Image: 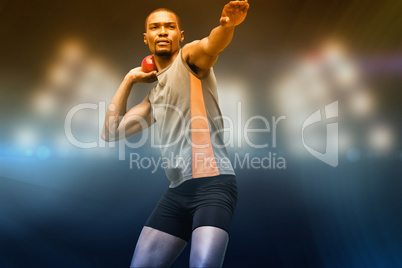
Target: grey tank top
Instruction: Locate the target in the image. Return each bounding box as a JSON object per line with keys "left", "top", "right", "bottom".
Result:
{"left": 148, "top": 49, "right": 235, "bottom": 188}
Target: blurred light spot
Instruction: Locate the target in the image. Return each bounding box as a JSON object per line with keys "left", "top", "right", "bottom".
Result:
{"left": 25, "top": 149, "right": 33, "bottom": 157}
{"left": 297, "top": 61, "right": 329, "bottom": 100}
{"left": 334, "top": 60, "right": 358, "bottom": 88}
{"left": 76, "top": 59, "right": 120, "bottom": 102}
{"left": 323, "top": 42, "right": 345, "bottom": 64}
{"left": 36, "top": 146, "right": 51, "bottom": 160}
{"left": 47, "top": 39, "right": 86, "bottom": 89}
{"left": 15, "top": 128, "right": 37, "bottom": 148}
{"left": 59, "top": 39, "right": 85, "bottom": 64}
{"left": 349, "top": 90, "right": 374, "bottom": 116}
{"left": 346, "top": 148, "right": 361, "bottom": 162}
{"left": 323, "top": 42, "right": 358, "bottom": 88}
{"left": 48, "top": 66, "right": 71, "bottom": 89}
{"left": 274, "top": 76, "right": 310, "bottom": 113}
{"left": 368, "top": 125, "right": 394, "bottom": 151}
{"left": 217, "top": 78, "right": 249, "bottom": 150}
{"left": 33, "top": 91, "right": 57, "bottom": 115}
{"left": 298, "top": 61, "right": 320, "bottom": 80}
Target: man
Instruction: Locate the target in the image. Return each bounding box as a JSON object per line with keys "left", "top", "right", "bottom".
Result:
{"left": 102, "top": 1, "right": 249, "bottom": 267}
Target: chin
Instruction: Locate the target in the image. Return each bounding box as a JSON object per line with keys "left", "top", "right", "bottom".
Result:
{"left": 155, "top": 48, "right": 172, "bottom": 57}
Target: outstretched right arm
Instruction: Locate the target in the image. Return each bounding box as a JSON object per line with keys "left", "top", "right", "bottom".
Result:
{"left": 101, "top": 67, "right": 157, "bottom": 142}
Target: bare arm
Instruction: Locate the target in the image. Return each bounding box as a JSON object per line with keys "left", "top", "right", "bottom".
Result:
{"left": 182, "top": 0, "right": 249, "bottom": 73}
{"left": 101, "top": 67, "right": 157, "bottom": 142}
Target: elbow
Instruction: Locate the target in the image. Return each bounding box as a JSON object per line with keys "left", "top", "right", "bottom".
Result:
{"left": 101, "top": 127, "right": 109, "bottom": 142}
{"left": 101, "top": 129, "right": 115, "bottom": 142}
{"left": 101, "top": 133, "right": 118, "bottom": 142}
{"left": 101, "top": 133, "right": 109, "bottom": 142}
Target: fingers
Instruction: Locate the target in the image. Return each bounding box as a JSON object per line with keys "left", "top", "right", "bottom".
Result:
{"left": 144, "top": 71, "right": 158, "bottom": 83}
{"left": 227, "top": 0, "right": 249, "bottom": 8}
{"left": 241, "top": 2, "right": 249, "bottom": 12}
{"left": 127, "top": 67, "right": 157, "bottom": 83}
{"left": 136, "top": 70, "right": 157, "bottom": 83}
{"left": 221, "top": 0, "right": 249, "bottom": 27}
{"left": 225, "top": 1, "right": 249, "bottom": 13}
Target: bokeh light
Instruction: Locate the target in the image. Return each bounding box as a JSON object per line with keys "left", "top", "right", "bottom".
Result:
{"left": 348, "top": 90, "right": 374, "bottom": 117}
{"left": 35, "top": 146, "right": 51, "bottom": 160}
{"left": 14, "top": 127, "right": 37, "bottom": 148}
{"left": 33, "top": 90, "right": 58, "bottom": 115}
{"left": 368, "top": 125, "right": 394, "bottom": 152}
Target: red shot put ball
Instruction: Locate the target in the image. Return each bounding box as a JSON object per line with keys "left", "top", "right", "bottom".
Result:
{"left": 141, "top": 55, "right": 157, "bottom": 73}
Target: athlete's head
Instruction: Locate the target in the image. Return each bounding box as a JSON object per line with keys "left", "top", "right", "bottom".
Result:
{"left": 144, "top": 8, "right": 184, "bottom": 57}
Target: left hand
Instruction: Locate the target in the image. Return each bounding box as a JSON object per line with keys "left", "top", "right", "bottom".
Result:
{"left": 219, "top": 0, "right": 250, "bottom": 28}
{"left": 126, "top": 67, "right": 158, "bottom": 84}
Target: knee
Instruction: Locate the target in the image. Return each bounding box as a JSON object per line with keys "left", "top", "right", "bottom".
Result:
{"left": 189, "top": 254, "right": 224, "bottom": 268}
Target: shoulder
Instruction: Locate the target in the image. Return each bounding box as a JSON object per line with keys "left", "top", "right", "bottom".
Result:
{"left": 181, "top": 40, "right": 212, "bottom": 77}
{"left": 181, "top": 40, "right": 201, "bottom": 63}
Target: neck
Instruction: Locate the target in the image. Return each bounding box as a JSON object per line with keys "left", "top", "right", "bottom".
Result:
{"left": 154, "top": 49, "right": 180, "bottom": 71}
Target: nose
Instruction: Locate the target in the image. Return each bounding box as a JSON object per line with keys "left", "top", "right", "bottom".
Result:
{"left": 158, "top": 26, "right": 167, "bottom": 36}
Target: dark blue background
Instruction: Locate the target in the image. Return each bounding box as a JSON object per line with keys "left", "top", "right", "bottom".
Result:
{"left": 1, "top": 154, "right": 401, "bottom": 267}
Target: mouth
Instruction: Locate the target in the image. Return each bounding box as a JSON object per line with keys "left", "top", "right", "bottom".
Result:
{"left": 156, "top": 39, "right": 170, "bottom": 45}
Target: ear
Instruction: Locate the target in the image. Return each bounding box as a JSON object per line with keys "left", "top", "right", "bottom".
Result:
{"left": 180, "top": 30, "right": 184, "bottom": 43}
{"left": 143, "top": 33, "right": 148, "bottom": 45}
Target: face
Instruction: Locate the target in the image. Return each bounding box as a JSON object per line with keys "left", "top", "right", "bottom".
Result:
{"left": 144, "top": 11, "right": 184, "bottom": 57}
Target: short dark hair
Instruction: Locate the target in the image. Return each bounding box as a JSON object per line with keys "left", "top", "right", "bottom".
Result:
{"left": 145, "top": 8, "right": 182, "bottom": 31}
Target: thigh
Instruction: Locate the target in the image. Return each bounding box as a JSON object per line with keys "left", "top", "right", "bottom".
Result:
{"left": 131, "top": 226, "right": 187, "bottom": 268}
{"left": 145, "top": 189, "right": 193, "bottom": 242}
{"left": 188, "top": 176, "right": 238, "bottom": 267}
{"left": 190, "top": 226, "right": 229, "bottom": 268}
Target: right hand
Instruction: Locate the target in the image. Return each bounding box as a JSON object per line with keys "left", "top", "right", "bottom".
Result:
{"left": 220, "top": 0, "right": 249, "bottom": 28}
{"left": 126, "top": 67, "right": 158, "bottom": 84}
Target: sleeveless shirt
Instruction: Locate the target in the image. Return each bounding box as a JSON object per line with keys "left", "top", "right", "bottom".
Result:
{"left": 148, "top": 49, "right": 235, "bottom": 188}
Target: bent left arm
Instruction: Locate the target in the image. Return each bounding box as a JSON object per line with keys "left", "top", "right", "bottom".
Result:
{"left": 182, "top": 0, "right": 249, "bottom": 72}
